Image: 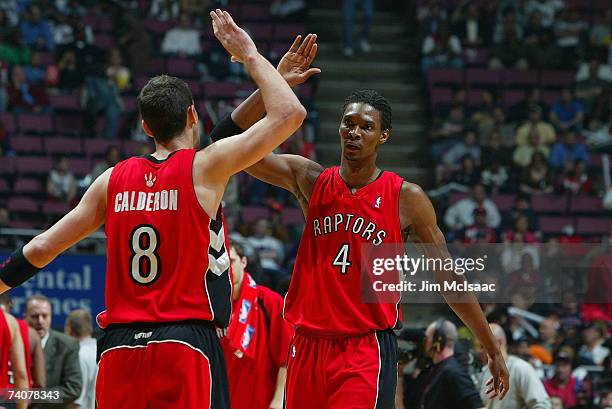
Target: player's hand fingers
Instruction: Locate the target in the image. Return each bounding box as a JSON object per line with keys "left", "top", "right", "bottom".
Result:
{"left": 299, "top": 68, "right": 321, "bottom": 82}
{"left": 223, "top": 11, "right": 237, "bottom": 28}
{"left": 306, "top": 42, "right": 318, "bottom": 65}
{"left": 297, "top": 33, "right": 312, "bottom": 55}
{"left": 303, "top": 34, "right": 317, "bottom": 57}
{"left": 486, "top": 377, "right": 494, "bottom": 386}
{"left": 288, "top": 35, "right": 302, "bottom": 54}
{"left": 498, "top": 377, "right": 509, "bottom": 400}
{"left": 214, "top": 9, "right": 227, "bottom": 25}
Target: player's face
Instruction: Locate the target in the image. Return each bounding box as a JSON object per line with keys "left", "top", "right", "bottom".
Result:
{"left": 230, "top": 247, "right": 246, "bottom": 286}
{"left": 25, "top": 300, "right": 52, "bottom": 338}
{"left": 339, "top": 102, "right": 389, "bottom": 162}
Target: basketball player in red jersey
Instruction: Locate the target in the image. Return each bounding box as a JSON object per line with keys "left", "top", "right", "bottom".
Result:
{"left": 0, "top": 292, "right": 46, "bottom": 389}
{"left": 208, "top": 39, "right": 510, "bottom": 409}
{"left": 0, "top": 308, "right": 28, "bottom": 409}
{"left": 0, "top": 10, "right": 306, "bottom": 409}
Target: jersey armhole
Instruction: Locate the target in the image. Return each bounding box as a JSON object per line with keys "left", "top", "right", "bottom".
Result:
{"left": 188, "top": 149, "right": 216, "bottom": 221}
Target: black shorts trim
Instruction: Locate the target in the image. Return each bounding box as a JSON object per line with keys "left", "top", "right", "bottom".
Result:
{"left": 375, "top": 329, "right": 398, "bottom": 409}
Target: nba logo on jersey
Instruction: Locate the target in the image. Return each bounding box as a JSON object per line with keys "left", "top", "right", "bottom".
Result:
{"left": 241, "top": 325, "right": 255, "bottom": 350}
{"left": 144, "top": 172, "right": 156, "bottom": 188}
{"left": 238, "top": 300, "right": 251, "bottom": 324}
{"left": 375, "top": 196, "right": 381, "bottom": 208}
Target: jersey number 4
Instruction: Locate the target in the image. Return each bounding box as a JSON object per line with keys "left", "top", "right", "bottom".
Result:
{"left": 129, "top": 225, "right": 160, "bottom": 285}
{"left": 332, "top": 243, "right": 352, "bottom": 274}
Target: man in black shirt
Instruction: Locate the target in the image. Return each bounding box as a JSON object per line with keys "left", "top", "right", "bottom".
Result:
{"left": 405, "top": 319, "right": 485, "bottom": 409}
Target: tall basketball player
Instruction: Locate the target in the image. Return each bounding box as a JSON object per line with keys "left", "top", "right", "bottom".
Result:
{"left": 208, "top": 38, "right": 510, "bottom": 409}
{"left": 0, "top": 307, "right": 28, "bottom": 409}
{"left": 0, "top": 10, "right": 306, "bottom": 409}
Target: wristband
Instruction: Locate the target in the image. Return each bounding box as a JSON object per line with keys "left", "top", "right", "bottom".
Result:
{"left": 0, "top": 247, "right": 40, "bottom": 288}
{"left": 209, "top": 114, "right": 245, "bottom": 142}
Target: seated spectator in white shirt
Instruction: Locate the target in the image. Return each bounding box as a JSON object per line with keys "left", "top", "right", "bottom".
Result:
{"left": 444, "top": 183, "right": 501, "bottom": 232}
{"left": 161, "top": 13, "right": 201, "bottom": 57}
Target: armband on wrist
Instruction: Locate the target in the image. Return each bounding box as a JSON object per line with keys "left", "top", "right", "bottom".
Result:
{"left": 0, "top": 247, "right": 40, "bottom": 288}
{"left": 209, "top": 114, "right": 245, "bottom": 142}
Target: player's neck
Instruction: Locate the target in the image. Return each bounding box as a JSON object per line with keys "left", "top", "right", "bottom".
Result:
{"left": 233, "top": 281, "right": 243, "bottom": 302}
{"left": 339, "top": 159, "right": 380, "bottom": 190}
{"left": 151, "top": 134, "right": 193, "bottom": 159}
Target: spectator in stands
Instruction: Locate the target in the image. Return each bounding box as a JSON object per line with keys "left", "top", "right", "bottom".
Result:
{"left": 91, "top": 146, "right": 120, "bottom": 182}
{"left": 57, "top": 49, "right": 83, "bottom": 90}
{"left": 511, "top": 88, "right": 549, "bottom": 122}
{"left": 161, "top": 13, "right": 201, "bottom": 57}
{"left": 245, "top": 218, "right": 285, "bottom": 280}
{"left": 444, "top": 183, "right": 501, "bottom": 231}
{"left": 0, "top": 29, "right": 32, "bottom": 65}
{"left": 549, "top": 130, "right": 589, "bottom": 170}
{"left": 504, "top": 213, "right": 539, "bottom": 244}
{"left": 490, "top": 9, "right": 528, "bottom": 69}
{"left": 516, "top": 104, "right": 556, "bottom": 147}
{"left": 545, "top": 352, "right": 578, "bottom": 409}
{"left": 550, "top": 88, "right": 584, "bottom": 131}
{"left": 576, "top": 60, "right": 611, "bottom": 128}
{"left": 450, "top": 155, "right": 480, "bottom": 188}
{"left": 451, "top": 2, "right": 491, "bottom": 50}
{"left": 51, "top": 13, "right": 74, "bottom": 48}
{"left": 600, "top": 389, "right": 612, "bottom": 409}
{"left": 24, "top": 51, "right": 47, "bottom": 85}
{"left": 65, "top": 309, "right": 96, "bottom": 409}
{"left": 417, "top": 0, "right": 448, "bottom": 39}
{"left": 537, "top": 318, "right": 559, "bottom": 354}
{"left": 513, "top": 127, "right": 551, "bottom": 168}
{"left": 149, "top": 0, "right": 180, "bottom": 21}
{"left": 523, "top": 9, "right": 546, "bottom": 46}
{"left": 481, "top": 129, "right": 512, "bottom": 167}
{"left": 471, "top": 89, "right": 500, "bottom": 130}
{"left": 503, "top": 195, "right": 538, "bottom": 232}
{"left": 20, "top": 4, "right": 54, "bottom": 51}
{"left": 8, "top": 64, "right": 49, "bottom": 112}
{"left": 520, "top": 151, "right": 554, "bottom": 194}
{"left": 47, "top": 156, "right": 77, "bottom": 204}
{"left": 270, "top": 0, "right": 307, "bottom": 22}
{"left": 342, "top": 0, "right": 374, "bottom": 56}
{"left": 116, "top": 13, "right": 153, "bottom": 78}
{"left": 0, "top": 206, "right": 9, "bottom": 227}
{"left": 554, "top": 9, "right": 587, "bottom": 69}
{"left": 578, "top": 322, "right": 610, "bottom": 366}
{"left": 431, "top": 104, "right": 468, "bottom": 160}
{"left": 438, "top": 130, "right": 480, "bottom": 183}
{"left": 561, "top": 159, "right": 593, "bottom": 195}
{"left": 181, "top": 0, "right": 210, "bottom": 19}
{"left": 106, "top": 48, "right": 131, "bottom": 91}
{"left": 0, "top": 8, "right": 12, "bottom": 39}
{"left": 524, "top": 0, "right": 564, "bottom": 28}
{"left": 528, "top": 27, "right": 563, "bottom": 70}
{"left": 421, "top": 21, "right": 463, "bottom": 73}
{"left": 481, "top": 159, "right": 509, "bottom": 193}
{"left": 590, "top": 9, "right": 612, "bottom": 52}
{"left": 463, "top": 207, "right": 496, "bottom": 243}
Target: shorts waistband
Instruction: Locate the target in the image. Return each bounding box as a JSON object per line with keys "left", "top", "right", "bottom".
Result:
{"left": 103, "top": 319, "right": 215, "bottom": 332}
{"left": 296, "top": 326, "right": 394, "bottom": 339}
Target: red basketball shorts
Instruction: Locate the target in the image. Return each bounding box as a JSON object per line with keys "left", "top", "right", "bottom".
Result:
{"left": 285, "top": 328, "right": 397, "bottom": 409}
{"left": 96, "top": 320, "right": 229, "bottom": 409}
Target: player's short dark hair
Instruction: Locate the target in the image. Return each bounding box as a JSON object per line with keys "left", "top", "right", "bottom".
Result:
{"left": 231, "top": 242, "right": 247, "bottom": 259}
{"left": 0, "top": 291, "right": 11, "bottom": 306}
{"left": 65, "top": 309, "right": 93, "bottom": 337}
{"left": 137, "top": 75, "right": 193, "bottom": 144}
{"left": 342, "top": 89, "right": 392, "bottom": 131}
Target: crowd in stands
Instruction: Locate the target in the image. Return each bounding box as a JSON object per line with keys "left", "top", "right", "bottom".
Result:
{"left": 417, "top": 1, "right": 611, "bottom": 408}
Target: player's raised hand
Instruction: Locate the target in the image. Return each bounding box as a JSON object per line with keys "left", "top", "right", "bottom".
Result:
{"left": 277, "top": 34, "right": 321, "bottom": 87}
{"left": 210, "top": 9, "right": 257, "bottom": 64}
{"left": 485, "top": 352, "right": 510, "bottom": 400}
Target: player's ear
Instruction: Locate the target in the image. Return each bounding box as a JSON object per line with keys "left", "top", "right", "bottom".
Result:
{"left": 142, "top": 120, "right": 155, "bottom": 139}
{"left": 379, "top": 130, "right": 390, "bottom": 145}
{"left": 188, "top": 104, "right": 198, "bottom": 128}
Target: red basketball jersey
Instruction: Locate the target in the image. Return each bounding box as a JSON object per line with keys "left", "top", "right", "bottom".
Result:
{"left": 97, "top": 149, "right": 233, "bottom": 329}
{"left": 16, "top": 319, "right": 32, "bottom": 388}
{"left": 284, "top": 167, "right": 403, "bottom": 335}
{"left": 0, "top": 311, "right": 10, "bottom": 388}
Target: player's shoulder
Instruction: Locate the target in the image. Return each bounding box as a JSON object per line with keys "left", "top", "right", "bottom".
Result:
{"left": 399, "top": 180, "right": 428, "bottom": 202}
{"left": 256, "top": 285, "right": 284, "bottom": 308}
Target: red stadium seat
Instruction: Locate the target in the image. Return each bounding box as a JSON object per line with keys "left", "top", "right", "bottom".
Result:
{"left": 539, "top": 216, "right": 573, "bottom": 234}
{"left": 467, "top": 89, "right": 485, "bottom": 106}
{"left": 241, "top": 4, "right": 269, "bottom": 21}
{"left": 69, "top": 158, "right": 92, "bottom": 176}
{"left": 7, "top": 220, "right": 37, "bottom": 229}
{"left": 203, "top": 82, "right": 238, "bottom": 99}
{"left": 0, "top": 178, "right": 10, "bottom": 195}
{"left": 144, "top": 19, "right": 172, "bottom": 35}
{"left": 13, "top": 178, "right": 43, "bottom": 195}
{"left": 49, "top": 93, "right": 81, "bottom": 111}
{"left": 532, "top": 194, "right": 568, "bottom": 214}
{"left": 42, "top": 201, "right": 72, "bottom": 216}
{"left": 55, "top": 114, "right": 83, "bottom": 136}
{"left": 244, "top": 23, "right": 273, "bottom": 41}
{"left": 147, "top": 58, "right": 166, "bottom": 76}
{"left": 466, "top": 68, "right": 501, "bottom": 88}
{"left": 502, "top": 69, "right": 538, "bottom": 88}
{"left": 0, "top": 113, "right": 16, "bottom": 133}
{"left": 0, "top": 157, "right": 15, "bottom": 176}
{"left": 167, "top": 59, "right": 197, "bottom": 77}
{"left": 241, "top": 206, "right": 270, "bottom": 223}
{"left": 274, "top": 24, "right": 306, "bottom": 41}
{"left": 7, "top": 197, "right": 39, "bottom": 213}
{"left": 17, "top": 113, "right": 54, "bottom": 133}
{"left": 98, "top": 15, "right": 113, "bottom": 32}
{"left": 282, "top": 208, "right": 304, "bottom": 226}
{"left": 570, "top": 196, "right": 604, "bottom": 214}
{"left": 45, "top": 137, "right": 83, "bottom": 155}
{"left": 84, "top": 140, "right": 119, "bottom": 157}
{"left": 576, "top": 217, "right": 611, "bottom": 235}
{"left": 430, "top": 87, "right": 454, "bottom": 109}
{"left": 491, "top": 194, "right": 516, "bottom": 212}
{"left": 16, "top": 156, "right": 53, "bottom": 175}
{"left": 96, "top": 33, "right": 115, "bottom": 49}
{"left": 540, "top": 70, "right": 575, "bottom": 89}
{"left": 184, "top": 80, "right": 202, "bottom": 97}
{"left": 11, "top": 136, "right": 44, "bottom": 155}
{"left": 427, "top": 68, "right": 463, "bottom": 87}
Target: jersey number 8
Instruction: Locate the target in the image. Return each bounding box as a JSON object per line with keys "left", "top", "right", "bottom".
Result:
{"left": 129, "top": 225, "right": 161, "bottom": 285}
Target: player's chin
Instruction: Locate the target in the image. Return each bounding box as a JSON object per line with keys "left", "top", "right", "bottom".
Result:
{"left": 342, "top": 149, "right": 361, "bottom": 161}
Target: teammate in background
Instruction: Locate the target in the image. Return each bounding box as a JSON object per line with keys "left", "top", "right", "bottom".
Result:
{"left": 218, "top": 243, "right": 293, "bottom": 409}
{"left": 0, "top": 306, "right": 28, "bottom": 409}
{"left": 0, "top": 9, "right": 305, "bottom": 409}
{"left": 209, "top": 37, "right": 509, "bottom": 408}
{"left": 0, "top": 292, "right": 46, "bottom": 389}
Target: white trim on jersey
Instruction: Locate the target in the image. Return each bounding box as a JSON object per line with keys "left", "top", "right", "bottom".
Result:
{"left": 373, "top": 332, "right": 382, "bottom": 409}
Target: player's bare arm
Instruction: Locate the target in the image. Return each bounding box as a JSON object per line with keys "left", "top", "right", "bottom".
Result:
{"left": 399, "top": 181, "right": 510, "bottom": 400}
{"left": 193, "top": 10, "right": 306, "bottom": 218}
{"left": 0, "top": 168, "right": 111, "bottom": 293}
{"left": 29, "top": 326, "right": 46, "bottom": 388}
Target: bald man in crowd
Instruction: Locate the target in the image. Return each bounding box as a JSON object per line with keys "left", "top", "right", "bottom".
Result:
{"left": 477, "top": 323, "right": 551, "bottom": 409}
